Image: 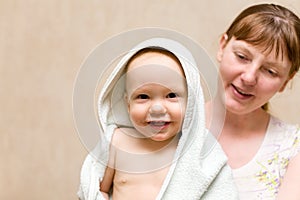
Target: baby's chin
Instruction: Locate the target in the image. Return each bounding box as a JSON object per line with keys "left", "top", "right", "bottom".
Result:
{"left": 148, "top": 133, "right": 175, "bottom": 142}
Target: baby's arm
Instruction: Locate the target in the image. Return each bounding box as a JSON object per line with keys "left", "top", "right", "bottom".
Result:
{"left": 100, "top": 166, "right": 115, "bottom": 200}
{"left": 100, "top": 129, "right": 119, "bottom": 200}
{"left": 276, "top": 153, "right": 300, "bottom": 200}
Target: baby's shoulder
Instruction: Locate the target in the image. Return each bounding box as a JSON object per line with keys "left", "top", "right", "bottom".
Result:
{"left": 111, "top": 127, "right": 138, "bottom": 147}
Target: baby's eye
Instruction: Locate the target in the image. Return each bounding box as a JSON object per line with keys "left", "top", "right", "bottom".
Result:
{"left": 167, "top": 92, "right": 178, "bottom": 98}
{"left": 136, "top": 94, "right": 149, "bottom": 99}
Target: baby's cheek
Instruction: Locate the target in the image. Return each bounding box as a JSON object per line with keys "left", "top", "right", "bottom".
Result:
{"left": 129, "top": 105, "right": 147, "bottom": 122}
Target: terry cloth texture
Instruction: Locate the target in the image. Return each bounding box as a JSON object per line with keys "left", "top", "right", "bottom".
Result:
{"left": 78, "top": 38, "right": 239, "bottom": 200}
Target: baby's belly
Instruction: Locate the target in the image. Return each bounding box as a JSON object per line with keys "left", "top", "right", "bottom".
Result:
{"left": 112, "top": 168, "right": 169, "bottom": 200}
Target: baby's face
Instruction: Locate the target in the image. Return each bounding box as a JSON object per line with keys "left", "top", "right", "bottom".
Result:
{"left": 126, "top": 51, "right": 187, "bottom": 142}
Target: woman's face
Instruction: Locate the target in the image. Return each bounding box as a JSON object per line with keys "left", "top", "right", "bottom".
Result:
{"left": 217, "top": 35, "right": 292, "bottom": 115}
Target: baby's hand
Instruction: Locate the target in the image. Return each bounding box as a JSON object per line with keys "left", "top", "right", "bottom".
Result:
{"left": 100, "top": 191, "right": 109, "bottom": 200}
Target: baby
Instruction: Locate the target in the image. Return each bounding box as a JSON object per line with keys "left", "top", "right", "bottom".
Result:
{"left": 100, "top": 47, "right": 187, "bottom": 199}
{"left": 78, "top": 37, "right": 238, "bottom": 200}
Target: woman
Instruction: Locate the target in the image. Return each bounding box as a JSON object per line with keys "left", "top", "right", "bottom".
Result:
{"left": 209, "top": 3, "right": 300, "bottom": 200}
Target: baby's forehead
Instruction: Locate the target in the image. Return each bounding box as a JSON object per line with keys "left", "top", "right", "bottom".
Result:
{"left": 125, "top": 64, "right": 185, "bottom": 81}
{"left": 125, "top": 64, "right": 187, "bottom": 96}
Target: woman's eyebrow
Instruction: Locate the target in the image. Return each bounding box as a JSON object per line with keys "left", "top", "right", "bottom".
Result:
{"left": 264, "top": 61, "right": 281, "bottom": 67}
{"left": 263, "top": 61, "right": 287, "bottom": 73}
{"left": 232, "top": 43, "right": 252, "bottom": 55}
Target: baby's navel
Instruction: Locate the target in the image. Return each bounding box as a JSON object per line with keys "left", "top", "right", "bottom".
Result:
{"left": 121, "top": 178, "right": 127, "bottom": 184}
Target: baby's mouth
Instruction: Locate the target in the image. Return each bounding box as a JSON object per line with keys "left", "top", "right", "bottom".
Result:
{"left": 148, "top": 121, "right": 170, "bottom": 130}
{"left": 149, "top": 121, "right": 169, "bottom": 126}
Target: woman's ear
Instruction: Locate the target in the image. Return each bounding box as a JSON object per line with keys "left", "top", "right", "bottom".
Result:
{"left": 217, "top": 33, "right": 228, "bottom": 62}
{"left": 279, "top": 72, "right": 296, "bottom": 92}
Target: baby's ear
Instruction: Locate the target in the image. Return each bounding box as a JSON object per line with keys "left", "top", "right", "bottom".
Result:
{"left": 124, "top": 93, "right": 130, "bottom": 111}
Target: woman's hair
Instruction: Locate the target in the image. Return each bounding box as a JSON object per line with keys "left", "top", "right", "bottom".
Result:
{"left": 226, "top": 4, "right": 300, "bottom": 76}
{"left": 225, "top": 4, "right": 300, "bottom": 110}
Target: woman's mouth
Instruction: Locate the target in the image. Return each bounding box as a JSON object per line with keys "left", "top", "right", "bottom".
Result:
{"left": 231, "top": 84, "right": 254, "bottom": 99}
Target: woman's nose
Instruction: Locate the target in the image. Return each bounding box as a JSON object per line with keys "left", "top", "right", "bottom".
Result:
{"left": 240, "top": 67, "right": 258, "bottom": 86}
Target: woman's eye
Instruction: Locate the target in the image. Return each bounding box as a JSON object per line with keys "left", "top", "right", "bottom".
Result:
{"left": 238, "top": 54, "right": 246, "bottom": 60}
{"left": 136, "top": 94, "right": 149, "bottom": 99}
{"left": 167, "top": 92, "right": 178, "bottom": 98}
{"left": 265, "top": 68, "right": 278, "bottom": 77}
{"left": 236, "top": 53, "right": 249, "bottom": 62}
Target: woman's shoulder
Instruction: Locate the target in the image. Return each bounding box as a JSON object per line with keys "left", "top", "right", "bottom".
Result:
{"left": 268, "top": 115, "right": 300, "bottom": 155}
{"left": 269, "top": 115, "right": 300, "bottom": 136}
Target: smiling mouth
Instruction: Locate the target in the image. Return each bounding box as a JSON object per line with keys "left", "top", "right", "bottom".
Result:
{"left": 232, "top": 84, "right": 253, "bottom": 97}
{"left": 148, "top": 121, "right": 170, "bottom": 129}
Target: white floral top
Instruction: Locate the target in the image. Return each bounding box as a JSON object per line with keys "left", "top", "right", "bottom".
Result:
{"left": 232, "top": 116, "right": 300, "bottom": 200}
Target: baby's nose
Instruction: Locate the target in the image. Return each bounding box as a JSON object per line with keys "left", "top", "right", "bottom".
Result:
{"left": 149, "top": 104, "right": 167, "bottom": 114}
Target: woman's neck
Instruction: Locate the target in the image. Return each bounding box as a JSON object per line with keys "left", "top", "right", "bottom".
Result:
{"left": 224, "top": 108, "right": 270, "bottom": 132}
{"left": 210, "top": 103, "right": 271, "bottom": 169}
{"left": 205, "top": 99, "right": 270, "bottom": 137}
